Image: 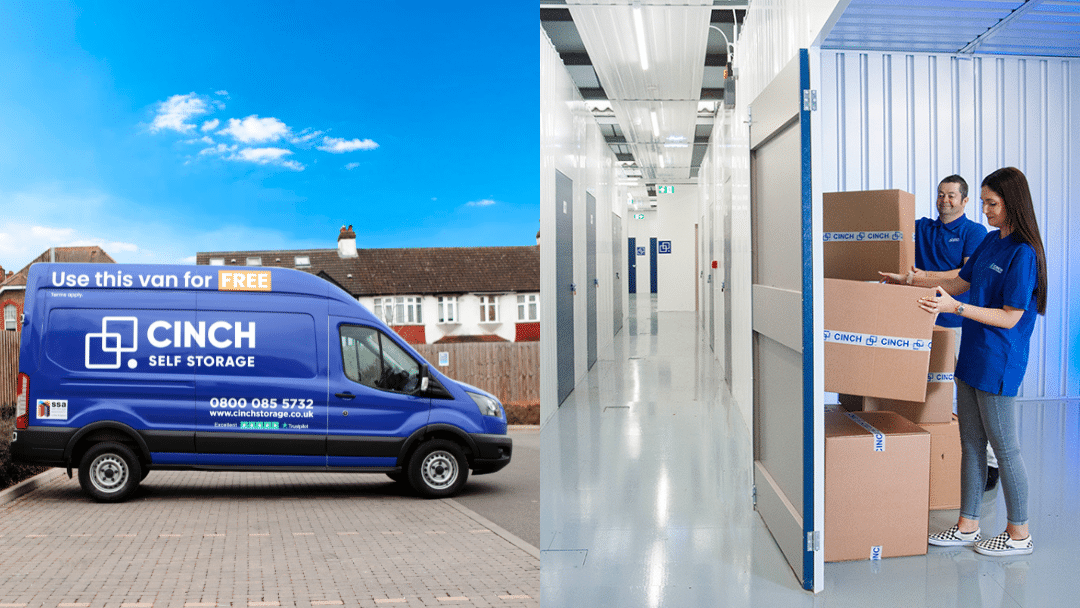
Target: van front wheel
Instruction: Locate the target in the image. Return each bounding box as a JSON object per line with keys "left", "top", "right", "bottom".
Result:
{"left": 408, "top": 440, "right": 468, "bottom": 498}
{"left": 78, "top": 442, "right": 142, "bottom": 503}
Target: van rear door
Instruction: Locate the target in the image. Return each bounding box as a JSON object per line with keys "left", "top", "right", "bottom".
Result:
{"left": 327, "top": 318, "right": 430, "bottom": 468}
{"left": 194, "top": 292, "right": 328, "bottom": 467}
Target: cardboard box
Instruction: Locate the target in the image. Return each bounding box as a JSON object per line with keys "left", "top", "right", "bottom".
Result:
{"left": 862, "top": 328, "right": 956, "bottom": 424}
{"left": 825, "top": 411, "right": 931, "bottom": 562}
{"left": 824, "top": 189, "right": 916, "bottom": 282}
{"left": 824, "top": 279, "right": 937, "bottom": 402}
{"left": 837, "top": 393, "right": 863, "bottom": 412}
{"left": 920, "top": 415, "right": 961, "bottom": 510}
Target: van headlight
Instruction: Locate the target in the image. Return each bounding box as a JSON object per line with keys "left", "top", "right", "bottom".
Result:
{"left": 467, "top": 392, "right": 502, "bottom": 417}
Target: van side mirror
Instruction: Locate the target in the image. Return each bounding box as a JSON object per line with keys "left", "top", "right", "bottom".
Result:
{"left": 419, "top": 364, "right": 430, "bottom": 393}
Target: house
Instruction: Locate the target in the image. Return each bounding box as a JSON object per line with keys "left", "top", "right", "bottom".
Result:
{"left": 0, "top": 246, "right": 117, "bottom": 332}
{"left": 196, "top": 227, "right": 540, "bottom": 345}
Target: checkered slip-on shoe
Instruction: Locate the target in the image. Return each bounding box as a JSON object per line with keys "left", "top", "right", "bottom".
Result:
{"left": 974, "top": 532, "right": 1033, "bottom": 556}
{"left": 928, "top": 525, "right": 981, "bottom": 547}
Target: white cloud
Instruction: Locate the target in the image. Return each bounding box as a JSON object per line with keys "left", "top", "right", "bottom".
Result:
{"left": 201, "top": 119, "right": 220, "bottom": 132}
{"left": 180, "top": 135, "right": 216, "bottom": 145}
{"left": 199, "top": 143, "right": 237, "bottom": 157}
{"left": 289, "top": 129, "right": 324, "bottom": 146}
{"left": 150, "top": 93, "right": 210, "bottom": 134}
{"left": 466, "top": 199, "right": 498, "bottom": 207}
{"left": 317, "top": 137, "right": 379, "bottom": 153}
{"left": 0, "top": 222, "right": 139, "bottom": 268}
{"left": 218, "top": 115, "right": 290, "bottom": 144}
{"left": 199, "top": 144, "right": 303, "bottom": 171}
{"left": 236, "top": 147, "right": 293, "bottom": 163}
{"left": 66, "top": 239, "right": 140, "bottom": 253}
{"left": 345, "top": 162, "right": 360, "bottom": 170}
{"left": 215, "top": 90, "right": 229, "bottom": 97}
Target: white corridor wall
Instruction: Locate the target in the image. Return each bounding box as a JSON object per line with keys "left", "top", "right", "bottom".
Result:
{"left": 541, "top": 27, "right": 625, "bottom": 426}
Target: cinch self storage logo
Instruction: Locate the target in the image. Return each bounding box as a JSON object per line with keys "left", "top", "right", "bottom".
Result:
{"left": 85, "top": 316, "right": 139, "bottom": 369}
{"left": 83, "top": 316, "right": 257, "bottom": 370}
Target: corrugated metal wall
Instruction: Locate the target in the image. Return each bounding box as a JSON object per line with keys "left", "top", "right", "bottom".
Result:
{"left": 819, "top": 50, "right": 1080, "bottom": 399}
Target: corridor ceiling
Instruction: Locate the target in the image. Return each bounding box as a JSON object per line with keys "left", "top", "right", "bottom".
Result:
{"left": 543, "top": 0, "right": 1080, "bottom": 202}
{"left": 541, "top": 0, "right": 746, "bottom": 197}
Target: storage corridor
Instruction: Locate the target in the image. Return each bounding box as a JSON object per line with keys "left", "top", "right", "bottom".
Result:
{"left": 540, "top": 295, "right": 1080, "bottom": 608}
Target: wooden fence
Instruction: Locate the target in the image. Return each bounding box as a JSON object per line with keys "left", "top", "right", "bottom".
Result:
{"left": 0, "top": 334, "right": 539, "bottom": 408}
{"left": 0, "top": 332, "right": 17, "bottom": 411}
{"left": 414, "top": 342, "right": 539, "bottom": 405}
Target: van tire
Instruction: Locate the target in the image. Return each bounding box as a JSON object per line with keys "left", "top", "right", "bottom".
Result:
{"left": 78, "top": 442, "right": 141, "bottom": 503}
{"left": 407, "top": 439, "right": 468, "bottom": 498}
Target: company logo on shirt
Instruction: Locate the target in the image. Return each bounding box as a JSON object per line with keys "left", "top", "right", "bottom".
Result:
{"left": 949, "top": 237, "right": 961, "bottom": 243}
{"left": 989, "top": 263, "right": 1004, "bottom": 274}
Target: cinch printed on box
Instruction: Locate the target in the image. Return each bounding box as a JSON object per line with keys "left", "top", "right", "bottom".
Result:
{"left": 846, "top": 413, "right": 885, "bottom": 452}
{"left": 824, "top": 330, "right": 932, "bottom": 352}
{"left": 823, "top": 231, "right": 905, "bottom": 243}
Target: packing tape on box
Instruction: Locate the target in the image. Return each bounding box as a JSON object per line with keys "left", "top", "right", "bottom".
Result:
{"left": 870, "top": 545, "right": 883, "bottom": 561}
{"left": 823, "top": 231, "right": 906, "bottom": 242}
{"left": 929, "top": 372, "right": 955, "bottom": 383}
{"left": 845, "top": 412, "right": 885, "bottom": 452}
{"left": 824, "top": 330, "right": 932, "bottom": 352}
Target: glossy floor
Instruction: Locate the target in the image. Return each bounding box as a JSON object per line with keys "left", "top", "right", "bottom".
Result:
{"left": 541, "top": 295, "right": 1080, "bottom": 607}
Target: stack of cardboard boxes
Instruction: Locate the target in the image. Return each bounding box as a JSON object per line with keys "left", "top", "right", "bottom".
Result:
{"left": 822, "top": 189, "right": 962, "bottom": 563}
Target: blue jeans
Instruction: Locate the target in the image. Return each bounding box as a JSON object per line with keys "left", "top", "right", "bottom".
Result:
{"left": 956, "top": 378, "right": 1028, "bottom": 526}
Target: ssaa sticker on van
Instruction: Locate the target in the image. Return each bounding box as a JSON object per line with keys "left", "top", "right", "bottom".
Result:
{"left": 218, "top": 270, "right": 272, "bottom": 292}
{"left": 37, "top": 400, "right": 68, "bottom": 421}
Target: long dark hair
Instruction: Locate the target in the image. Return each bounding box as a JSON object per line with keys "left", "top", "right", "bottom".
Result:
{"left": 982, "top": 167, "right": 1047, "bottom": 315}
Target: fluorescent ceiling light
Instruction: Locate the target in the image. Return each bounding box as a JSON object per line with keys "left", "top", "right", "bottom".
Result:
{"left": 650, "top": 111, "right": 659, "bottom": 138}
{"left": 663, "top": 143, "right": 689, "bottom": 148}
{"left": 633, "top": 7, "right": 649, "bottom": 71}
{"left": 659, "top": 155, "right": 666, "bottom": 169}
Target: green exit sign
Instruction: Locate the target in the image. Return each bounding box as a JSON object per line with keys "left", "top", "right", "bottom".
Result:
{"left": 633, "top": 213, "right": 645, "bottom": 220}
{"left": 658, "top": 185, "right": 675, "bottom": 194}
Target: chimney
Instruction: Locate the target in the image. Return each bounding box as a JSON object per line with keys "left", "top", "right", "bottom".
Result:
{"left": 337, "top": 224, "right": 358, "bottom": 258}
{"left": 535, "top": 230, "right": 540, "bottom": 246}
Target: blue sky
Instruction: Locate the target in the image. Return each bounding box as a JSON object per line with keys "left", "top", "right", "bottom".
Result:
{"left": 0, "top": 1, "right": 538, "bottom": 271}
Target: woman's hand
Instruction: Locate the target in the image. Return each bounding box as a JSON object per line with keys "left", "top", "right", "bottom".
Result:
{"left": 879, "top": 266, "right": 924, "bottom": 285}
{"left": 918, "top": 286, "right": 957, "bottom": 315}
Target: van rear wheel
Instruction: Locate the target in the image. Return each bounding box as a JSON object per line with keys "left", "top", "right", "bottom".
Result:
{"left": 78, "top": 442, "right": 141, "bottom": 503}
{"left": 407, "top": 439, "right": 468, "bottom": 498}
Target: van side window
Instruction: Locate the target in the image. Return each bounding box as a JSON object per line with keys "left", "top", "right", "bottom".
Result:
{"left": 339, "top": 325, "right": 422, "bottom": 394}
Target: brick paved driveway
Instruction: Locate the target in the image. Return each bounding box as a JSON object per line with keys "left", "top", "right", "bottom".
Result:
{"left": 0, "top": 470, "right": 538, "bottom": 608}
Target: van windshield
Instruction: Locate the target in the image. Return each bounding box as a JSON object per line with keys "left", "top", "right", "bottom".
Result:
{"left": 339, "top": 325, "right": 421, "bottom": 393}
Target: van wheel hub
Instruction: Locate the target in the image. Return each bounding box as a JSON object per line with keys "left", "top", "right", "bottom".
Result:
{"left": 421, "top": 451, "right": 457, "bottom": 489}
{"left": 89, "top": 454, "right": 128, "bottom": 493}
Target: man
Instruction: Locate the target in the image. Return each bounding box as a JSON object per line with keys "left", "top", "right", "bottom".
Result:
{"left": 915, "top": 175, "right": 997, "bottom": 490}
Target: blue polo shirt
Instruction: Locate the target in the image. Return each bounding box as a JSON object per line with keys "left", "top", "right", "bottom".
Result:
{"left": 915, "top": 215, "right": 988, "bottom": 327}
{"left": 954, "top": 231, "right": 1039, "bottom": 396}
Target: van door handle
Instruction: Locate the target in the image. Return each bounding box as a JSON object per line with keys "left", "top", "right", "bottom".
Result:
{"left": 335, "top": 392, "right": 355, "bottom": 400}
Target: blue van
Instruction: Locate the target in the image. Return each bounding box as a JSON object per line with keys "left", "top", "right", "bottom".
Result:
{"left": 11, "top": 263, "right": 511, "bottom": 502}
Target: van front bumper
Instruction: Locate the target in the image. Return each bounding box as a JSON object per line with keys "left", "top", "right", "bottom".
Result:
{"left": 470, "top": 433, "right": 512, "bottom": 475}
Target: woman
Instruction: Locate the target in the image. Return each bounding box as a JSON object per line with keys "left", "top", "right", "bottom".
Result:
{"left": 881, "top": 167, "right": 1047, "bottom": 556}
